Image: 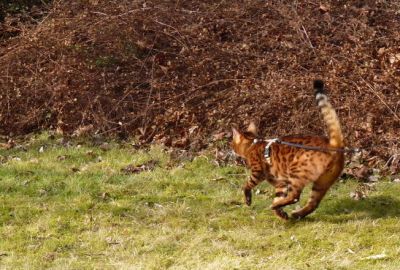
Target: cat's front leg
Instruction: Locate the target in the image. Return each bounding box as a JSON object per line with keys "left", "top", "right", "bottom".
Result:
{"left": 242, "top": 169, "right": 264, "bottom": 206}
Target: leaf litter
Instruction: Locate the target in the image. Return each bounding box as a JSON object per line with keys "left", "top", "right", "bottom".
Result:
{"left": 0, "top": 0, "right": 399, "bottom": 177}
{"left": 121, "top": 160, "right": 159, "bottom": 174}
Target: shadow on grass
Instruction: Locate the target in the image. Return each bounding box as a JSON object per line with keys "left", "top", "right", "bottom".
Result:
{"left": 303, "top": 195, "right": 400, "bottom": 223}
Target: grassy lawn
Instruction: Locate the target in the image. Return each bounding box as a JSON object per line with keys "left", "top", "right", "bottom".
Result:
{"left": 0, "top": 134, "right": 399, "bottom": 269}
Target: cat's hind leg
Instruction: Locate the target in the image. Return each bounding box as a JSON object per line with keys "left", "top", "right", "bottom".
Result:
{"left": 271, "top": 180, "right": 305, "bottom": 220}
{"left": 291, "top": 159, "right": 343, "bottom": 219}
{"left": 290, "top": 183, "right": 329, "bottom": 219}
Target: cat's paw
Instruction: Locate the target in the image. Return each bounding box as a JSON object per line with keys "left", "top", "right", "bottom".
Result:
{"left": 244, "top": 190, "right": 252, "bottom": 206}
{"left": 290, "top": 211, "right": 304, "bottom": 220}
{"left": 245, "top": 197, "right": 252, "bottom": 206}
{"left": 273, "top": 208, "right": 289, "bottom": 220}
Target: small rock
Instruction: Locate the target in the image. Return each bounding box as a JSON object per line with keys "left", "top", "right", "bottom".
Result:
{"left": 86, "top": 150, "right": 96, "bottom": 158}
{"left": 236, "top": 250, "right": 250, "bottom": 257}
{"left": 121, "top": 160, "right": 158, "bottom": 174}
{"left": 367, "top": 175, "right": 380, "bottom": 182}
{"left": 105, "top": 237, "right": 120, "bottom": 245}
{"left": 145, "top": 201, "right": 155, "bottom": 207}
{"left": 350, "top": 191, "right": 364, "bottom": 200}
{"left": 43, "top": 252, "right": 56, "bottom": 262}
{"left": 354, "top": 165, "right": 371, "bottom": 180}
{"left": 347, "top": 248, "right": 355, "bottom": 254}
{"left": 38, "top": 189, "right": 47, "bottom": 196}
{"left": 57, "top": 155, "right": 67, "bottom": 161}
{"left": 15, "top": 145, "right": 27, "bottom": 151}
{"left": 22, "top": 180, "right": 30, "bottom": 186}
{"left": 372, "top": 168, "right": 381, "bottom": 174}
{"left": 99, "top": 142, "right": 111, "bottom": 151}
{"left": 101, "top": 192, "right": 110, "bottom": 201}
{"left": 29, "top": 158, "right": 39, "bottom": 163}
{"left": 364, "top": 253, "right": 388, "bottom": 260}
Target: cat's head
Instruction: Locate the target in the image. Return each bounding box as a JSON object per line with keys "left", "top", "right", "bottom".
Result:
{"left": 231, "top": 122, "right": 258, "bottom": 158}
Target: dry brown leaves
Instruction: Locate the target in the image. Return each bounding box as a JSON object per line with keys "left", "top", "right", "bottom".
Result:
{"left": 0, "top": 0, "right": 399, "bottom": 170}
{"left": 121, "top": 159, "right": 159, "bottom": 174}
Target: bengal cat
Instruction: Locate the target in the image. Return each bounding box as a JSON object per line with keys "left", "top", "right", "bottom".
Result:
{"left": 231, "top": 80, "right": 344, "bottom": 220}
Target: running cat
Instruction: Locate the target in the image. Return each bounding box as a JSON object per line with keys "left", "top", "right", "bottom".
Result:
{"left": 231, "top": 80, "right": 344, "bottom": 219}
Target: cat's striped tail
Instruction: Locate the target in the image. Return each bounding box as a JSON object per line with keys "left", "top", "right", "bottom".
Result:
{"left": 314, "top": 80, "right": 344, "bottom": 148}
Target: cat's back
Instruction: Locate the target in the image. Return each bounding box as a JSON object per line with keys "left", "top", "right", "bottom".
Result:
{"left": 279, "top": 135, "right": 329, "bottom": 146}
{"left": 270, "top": 135, "right": 342, "bottom": 181}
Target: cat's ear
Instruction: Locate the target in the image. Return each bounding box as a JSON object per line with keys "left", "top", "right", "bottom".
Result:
{"left": 247, "top": 121, "right": 258, "bottom": 135}
{"left": 232, "top": 127, "right": 241, "bottom": 144}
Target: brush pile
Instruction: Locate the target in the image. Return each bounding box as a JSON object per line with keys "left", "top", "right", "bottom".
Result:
{"left": 0, "top": 1, "right": 399, "bottom": 165}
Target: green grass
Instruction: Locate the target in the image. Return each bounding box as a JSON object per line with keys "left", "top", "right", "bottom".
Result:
{"left": 1, "top": 134, "right": 400, "bottom": 269}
